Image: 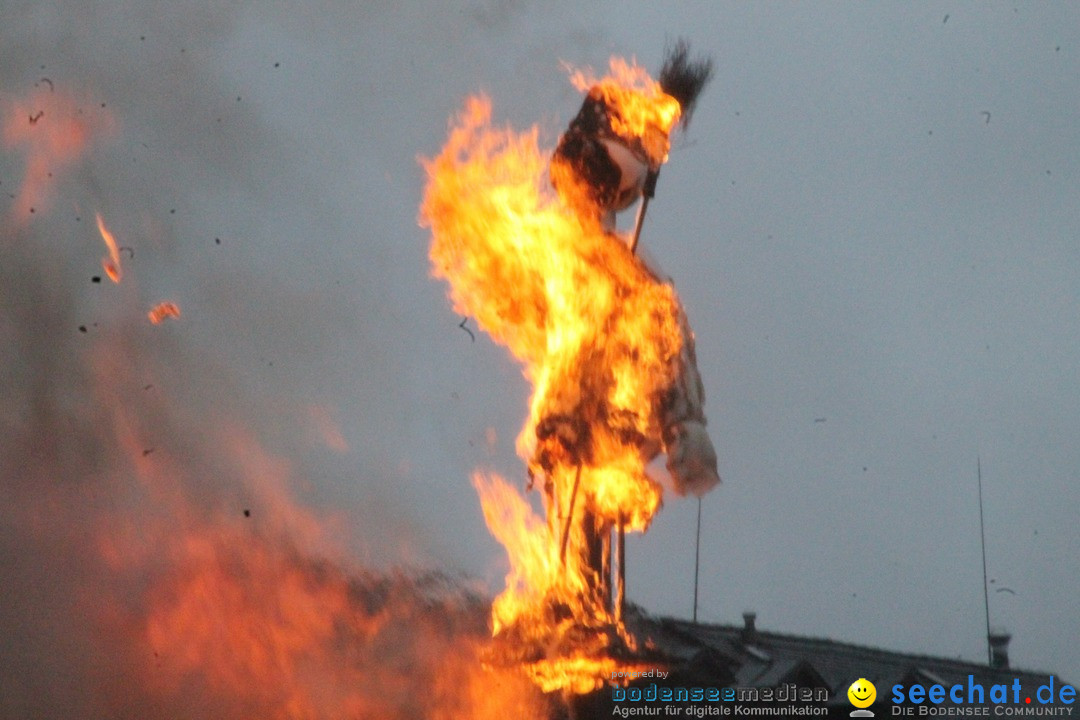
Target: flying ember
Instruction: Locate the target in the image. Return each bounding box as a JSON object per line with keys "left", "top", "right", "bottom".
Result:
{"left": 148, "top": 301, "right": 181, "bottom": 325}
{"left": 96, "top": 212, "right": 123, "bottom": 283}
{"left": 421, "top": 42, "right": 718, "bottom": 696}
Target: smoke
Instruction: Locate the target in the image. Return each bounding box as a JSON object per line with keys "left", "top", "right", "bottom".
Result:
{"left": 0, "top": 199, "right": 556, "bottom": 719}
{"left": 0, "top": 2, "right": 561, "bottom": 718}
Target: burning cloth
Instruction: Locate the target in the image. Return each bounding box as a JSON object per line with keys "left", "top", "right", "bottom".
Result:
{"left": 661, "top": 306, "right": 719, "bottom": 497}
{"left": 421, "top": 41, "right": 718, "bottom": 694}
{"left": 423, "top": 46, "right": 720, "bottom": 530}
{"left": 545, "top": 42, "right": 720, "bottom": 497}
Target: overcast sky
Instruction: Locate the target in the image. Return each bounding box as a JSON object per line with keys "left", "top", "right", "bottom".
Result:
{"left": 3, "top": 0, "right": 1078, "bottom": 698}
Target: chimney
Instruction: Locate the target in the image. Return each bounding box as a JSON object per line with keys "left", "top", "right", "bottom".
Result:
{"left": 741, "top": 611, "right": 757, "bottom": 643}
{"left": 988, "top": 630, "right": 1011, "bottom": 669}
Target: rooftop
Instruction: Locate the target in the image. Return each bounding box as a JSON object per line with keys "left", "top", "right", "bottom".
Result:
{"left": 615, "top": 609, "right": 1075, "bottom": 709}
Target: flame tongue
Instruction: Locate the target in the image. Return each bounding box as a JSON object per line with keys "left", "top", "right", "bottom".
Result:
{"left": 423, "top": 58, "right": 692, "bottom": 694}
{"left": 95, "top": 212, "right": 123, "bottom": 283}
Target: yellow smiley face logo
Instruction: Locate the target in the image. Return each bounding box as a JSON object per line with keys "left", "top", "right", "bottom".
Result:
{"left": 848, "top": 678, "right": 876, "bottom": 708}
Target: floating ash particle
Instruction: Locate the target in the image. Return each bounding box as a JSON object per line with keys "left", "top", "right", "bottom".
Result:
{"left": 458, "top": 316, "right": 476, "bottom": 342}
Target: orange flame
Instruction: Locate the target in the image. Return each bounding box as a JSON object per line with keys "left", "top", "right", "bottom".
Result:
{"left": 84, "top": 343, "right": 547, "bottom": 719}
{"left": 569, "top": 57, "right": 681, "bottom": 165}
{"left": 422, "top": 58, "right": 688, "bottom": 694}
{"left": 5, "top": 176, "right": 548, "bottom": 718}
{"left": 148, "top": 301, "right": 181, "bottom": 324}
{"left": 95, "top": 212, "right": 124, "bottom": 283}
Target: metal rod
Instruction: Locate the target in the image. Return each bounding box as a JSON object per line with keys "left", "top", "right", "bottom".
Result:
{"left": 693, "top": 495, "right": 702, "bottom": 624}
{"left": 559, "top": 462, "right": 584, "bottom": 564}
{"left": 978, "top": 456, "right": 992, "bottom": 665}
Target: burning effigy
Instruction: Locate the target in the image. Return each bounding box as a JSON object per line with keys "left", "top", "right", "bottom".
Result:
{"left": 421, "top": 41, "right": 718, "bottom": 696}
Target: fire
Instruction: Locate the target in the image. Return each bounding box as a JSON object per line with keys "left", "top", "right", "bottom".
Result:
{"left": 4, "top": 73, "right": 555, "bottom": 720}
{"left": 422, "top": 57, "right": 700, "bottom": 694}
{"left": 96, "top": 212, "right": 124, "bottom": 283}
{"left": 148, "top": 301, "right": 181, "bottom": 324}
{"left": 82, "top": 338, "right": 548, "bottom": 719}
{"left": 569, "top": 57, "right": 682, "bottom": 166}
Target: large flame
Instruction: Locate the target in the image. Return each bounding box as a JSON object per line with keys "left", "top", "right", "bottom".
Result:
{"left": 1, "top": 268, "right": 549, "bottom": 719}
{"left": 421, "top": 59, "right": 687, "bottom": 694}
{"left": 3, "top": 90, "right": 548, "bottom": 716}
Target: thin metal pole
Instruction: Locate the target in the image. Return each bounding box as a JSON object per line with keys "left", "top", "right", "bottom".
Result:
{"left": 693, "top": 495, "right": 702, "bottom": 624}
{"left": 977, "top": 457, "right": 992, "bottom": 665}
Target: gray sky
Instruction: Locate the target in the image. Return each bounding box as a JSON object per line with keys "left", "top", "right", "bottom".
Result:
{"left": 3, "top": 0, "right": 1078, "bottom": 702}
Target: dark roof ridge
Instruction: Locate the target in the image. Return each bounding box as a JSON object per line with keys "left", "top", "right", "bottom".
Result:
{"left": 660, "top": 617, "right": 1068, "bottom": 683}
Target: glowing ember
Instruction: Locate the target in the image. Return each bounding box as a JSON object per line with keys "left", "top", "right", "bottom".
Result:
{"left": 96, "top": 212, "right": 124, "bottom": 283}
{"left": 148, "top": 301, "right": 181, "bottom": 324}
{"left": 421, "top": 52, "right": 717, "bottom": 695}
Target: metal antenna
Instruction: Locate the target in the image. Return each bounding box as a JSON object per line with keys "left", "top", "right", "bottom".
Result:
{"left": 977, "top": 457, "right": 992, "bottom": 665}
{"left": 692, "top": 495, "right": 702, "bottom": 624}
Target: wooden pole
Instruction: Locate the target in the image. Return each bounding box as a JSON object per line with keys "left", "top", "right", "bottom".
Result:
{"left": 628, "top": 169, "right": 659, "bottom": 255}
{"left": 559, "top": 463, "right": 584, "bottom": 564}
{"left": 619, "top": 179, "right": 654, "bottom": 617}
{"left": 599, "top": 521, "right": 612, "bottom": 609}
{"left": 615, "top": 512, "right": 626, "bottom": 622}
